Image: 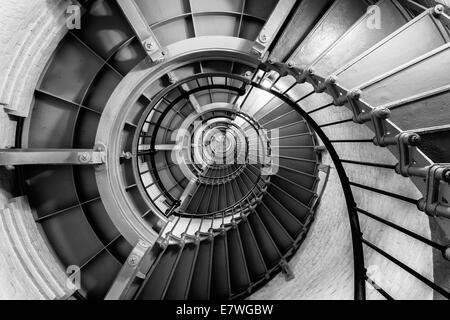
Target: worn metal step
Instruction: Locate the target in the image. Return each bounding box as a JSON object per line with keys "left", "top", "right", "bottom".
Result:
{"left": 358, "top": 43, "right": 450, "bottom": 107}
{"left": 262, "top": 194, "right": 305, "bottom": 239}
{"left": 188, "top": 239, "right": 213, "bottom": 300}
{"left": 289, "top": 0, "right": 369, "bottom": 67}
{"left": 256, "top": 203, "right": 294, "bottom": 255}
{"left": 269, "top": 0, "right": 334, "bottom": 62}
{"left": 335, "top": 8, "right": 449, "bottom": 89}
{"left": 136, "top": 245, "right": 183, "bottom": 300}
{"left": 164, "top": 243, "right": 199, "bottom": 300}
{"left": 227, "top": 227, "right": 252, "bottom": 295}
{"left": 210, "top": 233, "right": 231, "bottom": 299}
{"left": 257, "top": 105, "right": 304, "bottom": 128}
{"left": 238, "top": 221, "right": 268, "bottom": 282}
{"left": 311, "top": 0, "right": 411, "bottom": 76}
{"left": 267, "top": 183, "right": 311, "bottom": 224}
{"left": 247, "top": 213, "right": 283, "bottom": 269}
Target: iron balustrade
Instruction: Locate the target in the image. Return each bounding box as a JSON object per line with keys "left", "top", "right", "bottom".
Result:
{"left": 258, "top": 15, "right": 450, "bottom": 296}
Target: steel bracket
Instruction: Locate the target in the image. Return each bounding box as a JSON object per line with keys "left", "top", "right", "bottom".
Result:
{"left": 335, "top": 88, "right": 362, "bottom": 107}
{"left": 353, "top": 107, "right": 392, "bottom": 147}
{"left": 299, "top": 67, "right": 315, "bottom": 85}
{"left": 116, "top": 0, "right": 166, "bottom": 63}
{"left": 320, "top": 75, "right": 338, "bottom": 94}
{"left": 251, "top": 0, "right": 297, "bottom": 59}
{"left": 268, "top": 61, "right": 310, "bottom": 84}
{"left": 306, "top": 70, "right": 336, "bottom": 94}
{"left": 313, "top": 75, "right": 334, "bottom": 93}
{"left": 251, "top": 41, "right": 268, "bottom": 60}
{"left": 279, "top": 63, "right": 310, "bottom": 84}
{"left": 105, "top": 240, "right": 154, "bottom": 300}
{"left": 280, "top": 260, "right": 295, "bottom": 281}
{"left": 418, "top": 164, "right": 450, "bottom": 218}
{"left": 266, "top": 60, "right": 290, "bottom": 77}
{"left": 391, "top": 132, "right": 426, "bottom": 178}
{"left": 0, "top": 146, "right": 107, "bottom": 166}
{"left": 142, "top": 35, "right": 166, "bottom": 63}
{"left": 322, "top": 75, "right": 341, "bottom": 102}
{"left": 314, "top": 145, "right": 327, "bottom": 154}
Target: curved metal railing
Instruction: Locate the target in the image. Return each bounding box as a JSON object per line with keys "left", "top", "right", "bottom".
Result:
{"left": 259, "top": 39, "right": 450, "bottom": 299}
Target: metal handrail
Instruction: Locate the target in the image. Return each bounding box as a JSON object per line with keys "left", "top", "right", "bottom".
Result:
{"left": 141, "top": 58, "right": 450, "bottom": 299}
{"left": 152, "top": 69, "right": 366, "bottom": 297}
{"left": 260, "top": 17, "right": 450, "bottom": 296}
{"left": 250, "top": 71, "right": 367, "bottom": 300}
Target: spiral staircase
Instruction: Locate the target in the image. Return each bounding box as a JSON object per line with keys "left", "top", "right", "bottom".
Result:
{"left": 0, "top": 0, "right": 449, "bottom": 300}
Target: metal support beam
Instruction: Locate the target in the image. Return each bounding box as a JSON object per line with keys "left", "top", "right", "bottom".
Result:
{"left": 418, "top": 164, "right": 450, "bottom": 219}
{"left": 116, "top": 0, "right": 166, "bottom": 63}
{"left": 105, "top": 240, "right": 157, "bottom": 300}
{"left": 138, "top": 144, "right": 179, "bottom": 152}
{"left": 251, "top": 0, "right": 297, "bottom": 59}
{"left": 154, "top": 144, "right": 178, "bottom": 151}
{"left": 0, "top": 147, "right": 106, "bottom": 166}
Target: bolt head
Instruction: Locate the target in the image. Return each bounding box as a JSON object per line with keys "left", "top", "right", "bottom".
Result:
{"left": 327, "top": 76, "right": 337, "bottom": 84}
{"left": 128, "top": 254, "right": 139, "bottom": 266}
{"left": 244, "top": 71, "right": 252, "bottom": 78}
{"left": 143, "top": 40, "right": 154, "bottom": 52}
{"left": 434, "top": 4, "right": 444, "bottom": 16}
{"left": 349, "top": 89, "right": 362, "bottom": 99}
{"left": 375, "top": 107, "right": 391, "bottom": 119}
{"left": 78, "top": 152, "right": 90, "bottom": 163}
{"left": 138, "top": 240, "right": 150, "bottom": 248}
{"left": 259, "top": 33, "right": 269, "bottom": 43}
{"left": 443, "top": 170, "right": 450, "bottom": 183}
{"left": 443, "top": 246, "right": 450, "bottom": 261}
{"left": 409, "top": 134, "right": 421, "bottom": 146}
{"left": 287, "top": 61, "right": 295, "bottom": 68}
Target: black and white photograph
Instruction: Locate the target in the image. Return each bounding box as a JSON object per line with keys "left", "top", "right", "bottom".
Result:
{"left": 0, "top": 0, "right": 449, "bottom": 311}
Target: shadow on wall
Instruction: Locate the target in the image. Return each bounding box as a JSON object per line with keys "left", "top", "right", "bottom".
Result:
{"left": 0, "top": 167, "right": 17, "bottom": 203}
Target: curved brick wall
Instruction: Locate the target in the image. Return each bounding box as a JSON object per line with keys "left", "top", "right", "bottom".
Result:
{"left": 0, "top": 0, "right": 73, "bottom": 300}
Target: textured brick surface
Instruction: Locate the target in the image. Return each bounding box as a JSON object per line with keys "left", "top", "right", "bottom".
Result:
{"left": 0, "top": 198, "right": 73, "bottom": 300}
{"left": 0, "top": 0, "right": 73, "bottom": 300}
{"left": 0, "top": 0, "right": 70, "bottom": 117}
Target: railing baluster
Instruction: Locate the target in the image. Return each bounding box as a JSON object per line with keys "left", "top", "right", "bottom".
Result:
{"left": 357, "top": 207, "right": 449, "bottom": 258}
{"left": 350, "top": 182, "right": 420, "bottom": 205}
{"left": 362, "top": 238, "right": 450, "bottom": 299}
{"left": 365, "top": 275, "right": 394, "bottom": 300}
